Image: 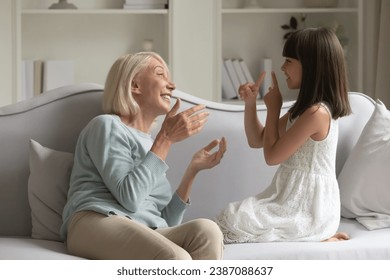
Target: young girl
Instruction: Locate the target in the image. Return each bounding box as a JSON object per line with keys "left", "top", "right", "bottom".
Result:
{"left": 215, "top": 27, "right": 351, "bottom": 243}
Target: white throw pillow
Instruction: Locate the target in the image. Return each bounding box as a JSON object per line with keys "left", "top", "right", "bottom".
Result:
{"left": 339, "top": 100, "right": 390, "bottom": 230}
{"left": 28, "top": 139, "right": 74, "bottom": 241}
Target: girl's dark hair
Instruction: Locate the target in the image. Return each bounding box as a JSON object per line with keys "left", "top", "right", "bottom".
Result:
{"left": 283, "top": 27, "right": 351, "bottom": 120}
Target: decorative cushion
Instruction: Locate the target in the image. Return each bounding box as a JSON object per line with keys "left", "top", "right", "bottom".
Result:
{"left": 28, "top": 139, "right": 74, "bottom": 241}
{"left": 339, "top": 100, "right": 390, "bottom": 230}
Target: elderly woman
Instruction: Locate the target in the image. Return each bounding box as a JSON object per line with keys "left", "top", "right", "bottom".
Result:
{"left": 60, "top": 52, "right": 226, "bottom": 260}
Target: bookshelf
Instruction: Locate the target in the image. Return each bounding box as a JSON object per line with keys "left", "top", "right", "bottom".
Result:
{"left": 1, "top": 0, "right": 363, "bottom": 106}
{"left": 15, "top": 0, "right": 170, "bottom": 102}
{"left": 6, "top": 0, "right": 217, "bottom": 104}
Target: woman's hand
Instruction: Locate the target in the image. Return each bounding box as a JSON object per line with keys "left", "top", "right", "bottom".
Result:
{"left": 160, "top": 98, "right": 209, "bottom": 143}
{"left": 152, "top": 98, "right": 209, "bottom": 161}
{"left": 263, "top": 71, "right": 283, "bottom": 111}
{"left": 176, "top": 137, "right": 227, "bottom": 202}
{"left": 189, "top": 137, "right": 227, "bottom": 173}
{"left": 239, "top": 72, "right": 265, "bottom": 104}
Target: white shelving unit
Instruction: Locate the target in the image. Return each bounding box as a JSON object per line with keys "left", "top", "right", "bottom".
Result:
{"left": 217, "top": 0, "right": 363, "bottom": 102}
{"left": 8, "top": 0, "right": 217, "bottom": 104}
{"left": 15, "top": 0, "right": 170, "bottom": 102}
{"left": 1, "top": 0, "right": 362, "bottom": 105}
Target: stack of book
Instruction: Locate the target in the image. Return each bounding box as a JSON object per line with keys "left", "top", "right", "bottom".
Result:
{"left": 123, "top": 0, "right": 168, "bottom": 9}
{"left": 221, "top": 58, "right": 254, "bottom": 100}
{"left": 21, "top": 60, "right": 74, "bottom": 101}
{"left": 221, "top": 58, "right": 273, "bottom": 100}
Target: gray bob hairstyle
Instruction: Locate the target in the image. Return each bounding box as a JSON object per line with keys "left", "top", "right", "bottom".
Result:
{"left": 102, "top": 52, "right": 168, "bottom": 119}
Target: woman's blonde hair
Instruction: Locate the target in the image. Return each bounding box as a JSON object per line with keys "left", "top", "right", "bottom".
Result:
{"left": 102, "top": 52, "right": 168, "bottom": 119}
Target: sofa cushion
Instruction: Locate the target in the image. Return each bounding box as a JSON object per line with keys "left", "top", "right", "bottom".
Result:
{"left": 0, "top": 237, "right": 83, "bottom": 260}
{"left": 222, "top": 218, "right": 390, "bottom": 259}
{"left": 28, "top": 139, "right": 73, "bottom": 241}
{"left": 339, "top": 100, "right": 390, "bottom": 230}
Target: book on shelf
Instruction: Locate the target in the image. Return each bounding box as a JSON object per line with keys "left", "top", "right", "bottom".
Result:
{"left": 232, "top": 59, "right": 247, "bottom": 85}
{"left": 22, "top": 60, "right": 44, "bottom": 101}
{"left": 260, "top": 58, "right": 272, "bottom": 98}
{"left": 239, "top": 59, "right": 254, "bottom": 83}
{"left": 21, "top": 59, "right": 75, "bottom": 100}
{"left": 33, "top": 60, "right": 43, "bottom": 96}
{"left": 21, "top": 60, "right": 34, "bottom": 101}
{"left": 221, "top": 61, "right": 237, "bottom": 100}
{"left": 223, "top": 59, "right": 241, "bottom": 95}
{"left": 43, "top": 60, "right": 75, "bottom": 92}
{"left": 222, "top": 58, "right": 257, "bottom": 100}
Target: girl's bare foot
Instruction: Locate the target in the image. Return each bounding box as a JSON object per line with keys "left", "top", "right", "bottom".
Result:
{"left": 322, "top": 232, "right": 350, "bottom": 242}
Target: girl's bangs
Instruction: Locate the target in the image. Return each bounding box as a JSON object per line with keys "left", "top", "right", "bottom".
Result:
{"left": 282, "top": 34, "right": 298, "bottom": 59}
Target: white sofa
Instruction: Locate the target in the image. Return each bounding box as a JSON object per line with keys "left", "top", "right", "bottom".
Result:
{"left": 1, "top": 83, "right": 389, "bottom": 260}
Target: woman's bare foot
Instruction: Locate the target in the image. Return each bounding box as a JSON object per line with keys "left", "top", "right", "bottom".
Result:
{"left": 322, "top": 232, "right": 350, "bottom": 242}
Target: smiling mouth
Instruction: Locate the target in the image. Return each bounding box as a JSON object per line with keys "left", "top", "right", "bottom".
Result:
{"left": 161, "top": 94, "right": 171, "bottom": 102}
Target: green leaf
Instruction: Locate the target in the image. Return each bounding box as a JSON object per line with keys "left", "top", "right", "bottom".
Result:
{"left": 290, "top": 16, "right": 298, "bottom": 29}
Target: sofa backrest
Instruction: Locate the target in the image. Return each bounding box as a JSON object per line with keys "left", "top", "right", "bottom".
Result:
{"left": 0, "top": 84, "right": 104, "bottom": 236}
{"left": 0, "top": 85, "right": 375, "bottom": 236}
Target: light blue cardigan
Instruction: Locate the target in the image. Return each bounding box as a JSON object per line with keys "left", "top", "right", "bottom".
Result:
{"left": 60, "top": 115, "right": 188, "bottom": 240}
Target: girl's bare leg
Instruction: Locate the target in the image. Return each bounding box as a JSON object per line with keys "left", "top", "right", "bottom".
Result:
{"left": 322, "top": 232, "right": 350, "bottom": 242}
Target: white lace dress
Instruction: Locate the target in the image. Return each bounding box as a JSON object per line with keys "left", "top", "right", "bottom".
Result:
{"left": 215, "top": 105, "right": 340, "bottom": 243}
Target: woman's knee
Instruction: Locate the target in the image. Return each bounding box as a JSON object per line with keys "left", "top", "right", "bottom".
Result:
{"left": 67, "top": 212, "right": 191, "bottom": 260}
{"left": 185, "top": 218, "right": 224, "bottom": 259}
{"left": 190, "top": 218, "right": 224, "bottom": 241}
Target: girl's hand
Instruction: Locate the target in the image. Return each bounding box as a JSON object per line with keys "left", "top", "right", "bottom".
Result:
{"left": 264, "top": 71, "right": 283, "bottom": 111}
{"left": 189, "top": 137, "right": 227, "bottom": 173}
{"left": 239, "top": 72, "right": 266, "bottom": 104}
{"left": 159, "top": 98, "right": 209, "bottom": 143}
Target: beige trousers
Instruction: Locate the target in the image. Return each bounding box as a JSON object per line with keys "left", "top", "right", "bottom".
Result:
{"left": 66, "top": 211, "right": 224, "bottom": 260}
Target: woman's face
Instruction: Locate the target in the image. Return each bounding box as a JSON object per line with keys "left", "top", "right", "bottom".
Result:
{"left": 133, "top": 57, "right": 176, "bottom": 115}
{"left": 281, "top": 57, "right": 302, "bottom": 89}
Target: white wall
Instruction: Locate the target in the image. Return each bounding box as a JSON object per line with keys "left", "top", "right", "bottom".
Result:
{"left": 170, "top": 0, "right": 219, "bottom": 101}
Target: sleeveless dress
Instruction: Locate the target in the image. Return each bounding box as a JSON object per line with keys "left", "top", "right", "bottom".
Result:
{"left": 215, "top": 104, "right": 340, "bottom": 243}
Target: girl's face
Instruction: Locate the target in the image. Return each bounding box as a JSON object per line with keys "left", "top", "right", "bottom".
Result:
{"left": 281, "top": 57, "right": 302, "bottom": 89}
{"left": 133, "top": 57, "right": 176, "bottom": 115}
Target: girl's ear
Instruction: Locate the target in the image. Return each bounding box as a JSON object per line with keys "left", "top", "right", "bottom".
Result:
{"left": 131, "top": 79, "right": 142, "bottom": 95}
